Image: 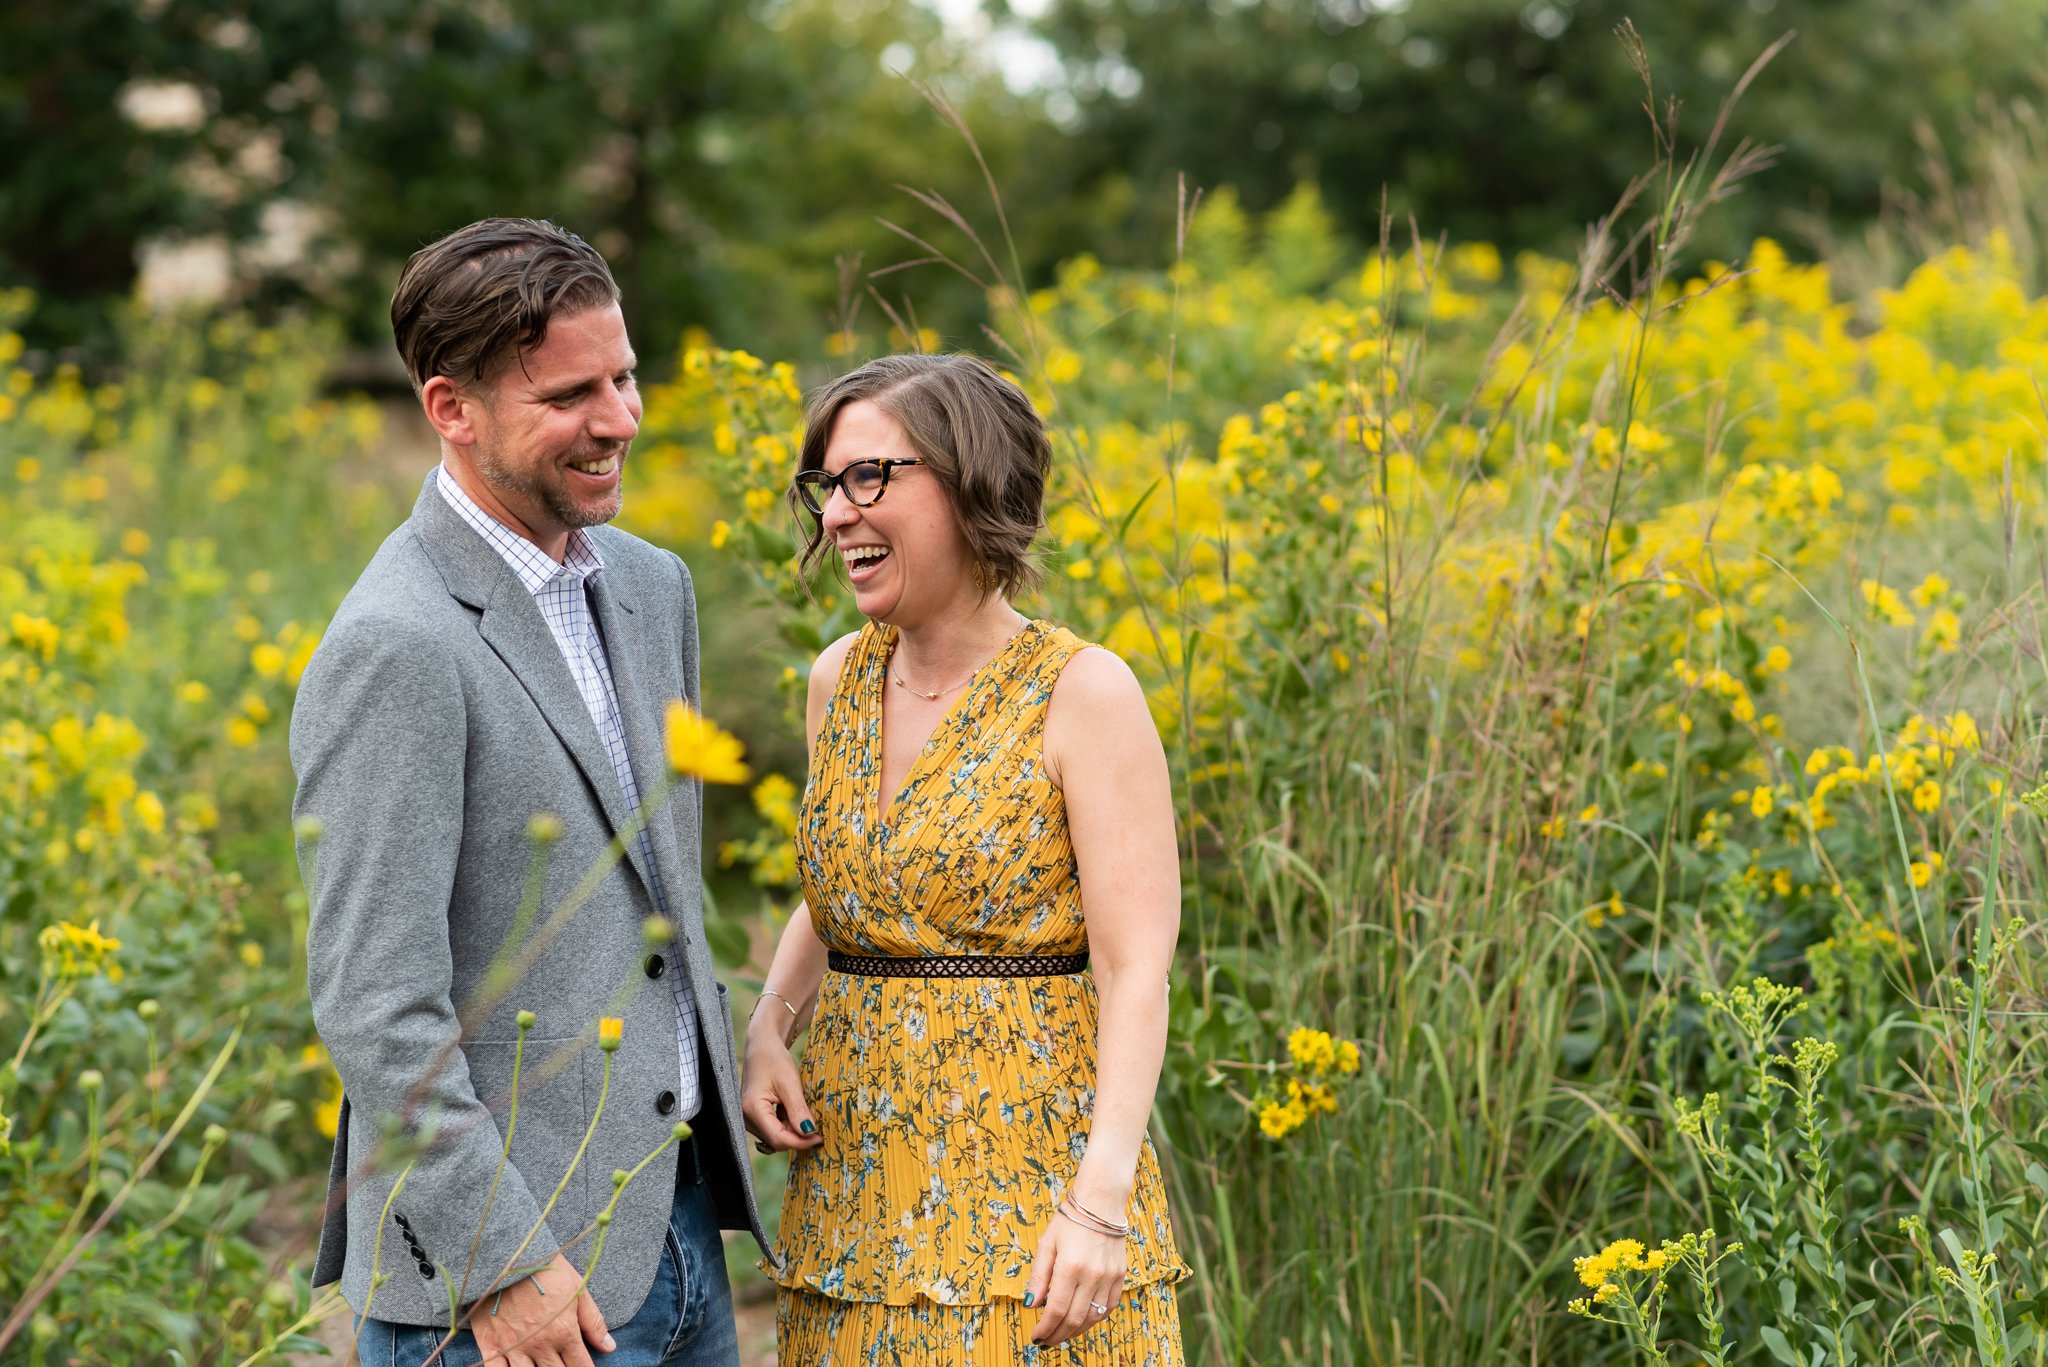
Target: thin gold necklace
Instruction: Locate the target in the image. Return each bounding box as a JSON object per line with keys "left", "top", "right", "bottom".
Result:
{"left": 891, "top": 617, "right": 1028, "bottom": 700}
{"left": 890, "top": 669, "right": 972, "bottom": 701}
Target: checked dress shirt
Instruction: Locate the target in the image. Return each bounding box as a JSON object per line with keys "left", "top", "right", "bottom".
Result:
{"left": 437, "top": 465, "right": 701, "bottom": 1120}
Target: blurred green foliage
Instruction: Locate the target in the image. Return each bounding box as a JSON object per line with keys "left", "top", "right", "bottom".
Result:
{"left": 12, "top": 0, "right": 2048, "bottom": 365}
{"left": 1022, "top": 0, "right": 2048, "bottom": 270}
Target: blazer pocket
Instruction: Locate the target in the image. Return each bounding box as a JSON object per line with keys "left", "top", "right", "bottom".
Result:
{"left": 464, "top": 1038, "right": 596, "bottom": 1214}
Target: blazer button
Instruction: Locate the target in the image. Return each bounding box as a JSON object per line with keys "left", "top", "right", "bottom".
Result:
{"left": 656, "top": 1090, "right": 677, "bottom": 1116}
{"left": 394, "top": 1213, "right": 411, "bottom": 1230}
{"left": 417, "top": 1260, "right": 436, "bottom": 1279}
{"left": 644, "top": 954, "right": 665, "bottom": 979}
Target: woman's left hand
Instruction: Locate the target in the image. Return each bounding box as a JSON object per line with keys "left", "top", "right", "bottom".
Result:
{"left": 1025, "top": 1204, "right": 1127, "bottom": 1346}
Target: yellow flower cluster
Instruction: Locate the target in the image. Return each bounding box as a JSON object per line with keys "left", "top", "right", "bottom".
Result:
{"left": 1286, "top": 1026, "right": 1362, "bottom": 1075}
{"left": 1259, "top": 1027, "right": 1363, "bottom": 1140}
{"left": 38, "top": 918, "right": 123, "bottom": 980}
{"left": 719, "top": 773, "right": 800, "bottom": 887}
{"left": 1574, "top": 1237, "right": 1669, "bottom": 1290}
{"left": 1795, "top": 711, "right": 1981, "bottom": 834}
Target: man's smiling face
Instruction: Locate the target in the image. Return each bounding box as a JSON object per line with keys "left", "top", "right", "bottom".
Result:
{"left": 453, "top": 301, "right": 641, "bottom": 552}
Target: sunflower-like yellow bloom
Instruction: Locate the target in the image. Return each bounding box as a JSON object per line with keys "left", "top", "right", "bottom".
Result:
{"left": 664, "top": 700, "right": 751, "bottom": 784}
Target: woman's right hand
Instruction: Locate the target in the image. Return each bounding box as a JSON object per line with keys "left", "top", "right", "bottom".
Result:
{"left": 742, "top": 1012, "right": 823, "bottom": 1154}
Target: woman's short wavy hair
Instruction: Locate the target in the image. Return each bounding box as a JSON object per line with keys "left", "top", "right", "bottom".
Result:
{"left": 791, "top": 353, "right": 1051, "bottom": 601}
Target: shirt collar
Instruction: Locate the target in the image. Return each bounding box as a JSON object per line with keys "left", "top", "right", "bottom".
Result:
{"left": 435, "top": 464, "right": 604, "bottom": 597}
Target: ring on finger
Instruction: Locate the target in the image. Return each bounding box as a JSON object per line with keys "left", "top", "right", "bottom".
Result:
{"left": 1089, "top": 1300, "right": 1110, "bottom": 1315}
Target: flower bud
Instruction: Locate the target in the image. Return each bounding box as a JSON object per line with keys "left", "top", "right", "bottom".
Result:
{"left": 612, "top": 1168, "right": 631, "bottom": 1188}
{"left": 30, "top": 1313, "right": 59, "bottom": 1343}
{"left": 204, "top": 1123, "right": 229, "bottom": 1146}
{"left": 642, "top": 916, "right": 673, "bottom": 947}
{"left": 516, "top": 1009, "right": 537, "bottom": 1031}
{"left": 595, "top": 1209, "right": 613, "bottom": 1227}
{"left": 137, "top": 998, "right": 160, "bottom": 1020}
{"left": 527, "top": 812, "right": 563, "bottom": 844}
{"left": 79, "top": 1069, "right": 103, "bottom": 1092}
{"left": 294, "top": 816, "right": 325, "bottom": 843}
{"left": 671, "top": 1121, "right": 693, "bottom": 1143}
{"left": 597, "top": 1016, "right": 624, "bottom": 1051}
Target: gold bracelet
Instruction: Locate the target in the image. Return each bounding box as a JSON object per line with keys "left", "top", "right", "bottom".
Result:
{"left": 1065, "top": 1192, "right": 1131, "bottom": 1235}
{"left": 1057, "top": 1198, "right": 1130, "bottom": 1239}
{"left": 753, "top": 989, "right": 800, "bottom": 1019}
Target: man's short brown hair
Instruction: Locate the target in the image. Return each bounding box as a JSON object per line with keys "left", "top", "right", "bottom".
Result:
{"left": 389, "top": 218, "right": 620, "bottom": 394}
{"left": 792, "top": 354, "right": 1051, "bottom": 601}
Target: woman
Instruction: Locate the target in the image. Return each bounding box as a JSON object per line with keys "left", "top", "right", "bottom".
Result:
{"left": 741, "top": 353, "right": 1188, "bottom": 1363}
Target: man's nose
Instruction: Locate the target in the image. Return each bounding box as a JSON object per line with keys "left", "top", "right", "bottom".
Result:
{"left": 589, "top": 381, "right": 639, "bottom": 442}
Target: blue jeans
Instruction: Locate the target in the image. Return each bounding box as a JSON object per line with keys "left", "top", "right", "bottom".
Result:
{"left": 353, "top": 1156, "right": 738, "bottom": 1367}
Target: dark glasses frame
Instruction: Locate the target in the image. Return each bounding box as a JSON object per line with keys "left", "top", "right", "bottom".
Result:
{"left": 791, "top": 458, "right": 925, "bottom": 516}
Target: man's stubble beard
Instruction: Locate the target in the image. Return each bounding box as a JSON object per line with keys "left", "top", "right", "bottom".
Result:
{"left": 472, "top": 440, "right": 626, "bottom": 530}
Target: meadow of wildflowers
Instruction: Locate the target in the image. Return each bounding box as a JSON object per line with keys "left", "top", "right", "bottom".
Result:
{"left": 13, "top": 125, "right": 2048, "bottom": 1364}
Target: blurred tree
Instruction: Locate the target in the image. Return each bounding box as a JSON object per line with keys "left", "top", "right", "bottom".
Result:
{"left": 0, "top": 0, "right": 357, "bottom": 353}
{"left": 2, "top": 0, "right": 1071, "bottom": 363}
{"left": 1011, "top": 0, "right": 2048, "bottom": 267}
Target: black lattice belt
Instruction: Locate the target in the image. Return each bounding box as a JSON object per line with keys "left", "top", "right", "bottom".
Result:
{"left": 826, "top": 950, "right": 1090, "bottom": 978}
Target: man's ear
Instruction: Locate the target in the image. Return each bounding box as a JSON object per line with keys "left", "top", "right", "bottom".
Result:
{"left": 421, "top": 376, "right": 481, "bottom": 447}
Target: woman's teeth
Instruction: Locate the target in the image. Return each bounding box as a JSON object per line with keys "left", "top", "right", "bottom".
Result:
{"left": 571, "top": 455, "right": 618, "bottom": 475}
{"left": 842, "top": 546, "right": 889, "bottom": 571}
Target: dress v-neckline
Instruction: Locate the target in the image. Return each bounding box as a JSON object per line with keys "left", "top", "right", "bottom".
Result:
{"left": 870, "top": 620, "right": 1041, "bottom": 829}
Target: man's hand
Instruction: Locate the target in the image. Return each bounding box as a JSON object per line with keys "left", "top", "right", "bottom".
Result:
{"left": 470, "top": 1252, "right": 613, "bottom": 1367}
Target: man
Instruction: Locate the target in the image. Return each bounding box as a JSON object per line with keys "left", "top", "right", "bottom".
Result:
{"left": 291, "top": 218, "right": 763, "bottom": 1367}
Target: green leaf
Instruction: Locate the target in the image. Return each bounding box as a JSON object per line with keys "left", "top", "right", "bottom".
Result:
{"left": 704, "top": 915, "right": 751, "bottom": 971}
{"left": 1759, "top": 1325, "right": 1801, "bottom": 1365}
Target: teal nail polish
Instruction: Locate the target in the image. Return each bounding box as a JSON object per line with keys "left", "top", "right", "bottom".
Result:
{"left": 799, "top": 1119, "right": 816, "bottom": 1135}
{"left": 1024, "top": 1291, "right": 1035, "bottom": 1308}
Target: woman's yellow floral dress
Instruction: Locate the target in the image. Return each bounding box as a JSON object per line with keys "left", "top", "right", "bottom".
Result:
{"left": 766, "top": 619, "right": 1189, "bottom": 1364}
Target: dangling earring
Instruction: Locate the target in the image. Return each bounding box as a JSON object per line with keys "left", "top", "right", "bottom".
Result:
{"left": 971, "top": 560, "right": 996, "bottom": 592}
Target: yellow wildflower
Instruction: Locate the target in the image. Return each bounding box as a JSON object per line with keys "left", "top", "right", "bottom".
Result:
{"left": 1912, "top": 780, "right": 1941, "bottom": 813}
{"left": 38, "top": 919, "right": 122, "bottom": 979}
{"left": 598, "top": 1016, "right": 625, "bottom": 1051}
{"left": 1257, "top": 1101, "right": 1296, "bottom": 1140}
{"left": 664, "top": 701, "right": 750, "bottom": 784}
{"left": 751, "top": 773, "right": 799, "bottom": 836}
{"left": 1287, "top": 1027, "right": 1338, "bottom": 1074}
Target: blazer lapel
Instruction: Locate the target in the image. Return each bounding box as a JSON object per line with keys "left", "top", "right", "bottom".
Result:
{"left": 588, "top": 571, "right": 699, "bottom": 926}
{"left": 409, "top": 477, "right": 643, "bottom": 870}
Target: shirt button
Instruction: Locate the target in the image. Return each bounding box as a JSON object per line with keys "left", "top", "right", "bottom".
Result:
{"left": 656, "top": 1090, "right": 677, "bottom": 1116}
{"left": 644, "top": 955, "right": 665, "bottom": 979}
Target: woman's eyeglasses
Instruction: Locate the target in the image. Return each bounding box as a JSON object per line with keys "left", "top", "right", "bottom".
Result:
{"left": 791, "top": 458, "right": 924, "bottom": 516}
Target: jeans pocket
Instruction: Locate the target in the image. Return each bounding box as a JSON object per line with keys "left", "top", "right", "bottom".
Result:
{"left": 386, "top": 1322, "right": 484, "bottom": 1367}
{"left": 659, "top": 1218, "right": 694, "bottom": 1358}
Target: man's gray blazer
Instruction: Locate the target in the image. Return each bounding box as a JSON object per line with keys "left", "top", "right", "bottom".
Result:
{"left": 290, "top": 474, "right": 766, "bottom": 1326}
